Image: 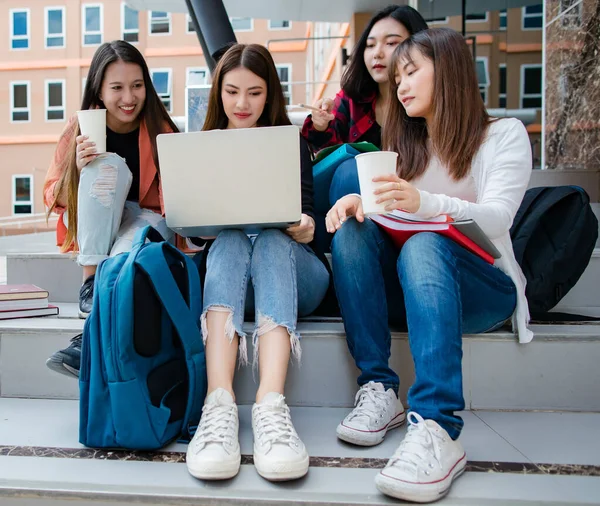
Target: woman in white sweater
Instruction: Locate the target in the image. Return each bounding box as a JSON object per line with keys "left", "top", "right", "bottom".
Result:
{"left": 325, "top": 28, "right": 532, "bottom": 503}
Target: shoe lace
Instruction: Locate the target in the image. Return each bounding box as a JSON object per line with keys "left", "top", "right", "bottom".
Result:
{"left": 347, "top": 383, "right": 389, "bottom": 423}
{"left": 193, "top": 403, "right": 237, "bottom": 447}
{"left": 254, "top": 401, "right": 298, "bottom": 447}
{"left": 389, "top": 412, "right": 442, "bottom": 474}
{"left": 70, "top": 334, "right": 83, "bottom": 347}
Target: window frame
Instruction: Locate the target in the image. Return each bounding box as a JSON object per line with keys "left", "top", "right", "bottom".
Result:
{"left": 229, "top": 17, "right": 253, "bottom": 32}
{"left": 148, "top": 10, "right": 171, "bottom": 35}
{"left": 82, "top": 3, "right": 104, "bottom": 47}
{"left": 121, "top": 2, "right": 139, "bottom": 43}
{"left": 12, "top": 174, "right": 34, "bottom": 216}
{"left": 150, "top": 68, "right": 173, "bottom": 112}
{"left": 560, "top": 0, "right": 583, "bottom": 29}
{"left": 45, "top": 6, "right": 66, "bottom": 49}
{"left": 466, "top": 12, "right": 489, "bottom": 23}
{"left": 186, "top": 67, "right": 209, "bottom": 86}
{"left": 522, "top": 5, "right": 543, "bottom": 31}
{"left": 275, "top": 64, "right": 293, "bottom": 106}
{"left": 186, "top": 14, "right": 195, "bottom": 33}
{"left": 10, "top": 80, "right": 31, "bottom": 124}
{"left": 10, "top": 8, "right": 30, "bottom": 51}
{"left": 476, "top": 57, "right": 490, "bottom": 106}
{"left": 520, "top": 63, "right": 543, "bottom": 109}
{"left": 499, "top": 9, "right": 507, "bottom": 30}
{"left": 426, "top": 17, "right": 449, "bottom": 24}
{"left": 45, "top": 79, "right": 66, "bottom": 122}
{"left": 498, "top": 64, "right": 507, "bottom": 108}
{"left": 268, "top": 20, "right": 292, "bottom": 30}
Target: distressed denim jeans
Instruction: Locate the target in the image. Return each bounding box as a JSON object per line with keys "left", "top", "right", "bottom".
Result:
{"left": 331, "top": 218, "right": 517, "bottom": 439}
{"left": 202, "top": 229, "right": 330, "bottom": 365}
{"left": 76, "top": 153, "right": 172, "bottom": 266}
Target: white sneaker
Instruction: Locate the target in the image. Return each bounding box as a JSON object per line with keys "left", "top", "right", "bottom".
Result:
{"left": 252, "top": 392, "right": 309, "bottom": 481}
{"left": 336, "top": 382, "right": 406, "bottom": 446}
{"left": 375, "top": 412, "right": 467, "bottom": 503}
{"left": 186, "top": 388, "right": 241, "bottom": 480}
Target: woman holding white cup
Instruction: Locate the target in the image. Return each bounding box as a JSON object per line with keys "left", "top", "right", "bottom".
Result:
{"left": 43, "top": 40, "right": 178, "bottom": 378}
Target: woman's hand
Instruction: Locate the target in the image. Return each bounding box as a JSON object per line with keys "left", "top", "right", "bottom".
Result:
{"left": 286, "top": 213, "right": 316, "bottom": 244}
{"left": 75, "top": 135, "right": 98, "bottom": 172}
{"left": 326, "top": 195, "right": 364, "bottom": 233}
{"left": 372, "top": 174, "right": 421, "bottom": 214}
{"left": 311, "top": 98, "right": 336, "bottom": 132}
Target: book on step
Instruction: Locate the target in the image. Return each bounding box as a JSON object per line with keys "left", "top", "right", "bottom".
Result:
{"left": 0, "top": 284, "right": 49, "bottom": 301}
{"left": 370, "top": 209, "right": 501, "bottom": 264}
{"left": 0, "top": 305, "right": 59, "bottom": 320}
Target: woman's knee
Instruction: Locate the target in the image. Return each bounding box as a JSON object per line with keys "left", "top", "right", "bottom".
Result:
{"left": 79, "top": 153, "right": 132, "bottom": 207}
{"left": 397, "top": 232, "right": 453, "bottom": 277}
{"left": 208, "top": 229, "right": 252, "bottom": 267}
{"left": 331, "top": 218, "right": 376, "bottom": 260}
{"left": 252, "top": 229, "right": 292, "bottom": 261}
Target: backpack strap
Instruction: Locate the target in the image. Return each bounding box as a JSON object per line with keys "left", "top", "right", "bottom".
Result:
{"left": 134, "top": 240, "right": 205, "bottom": 436}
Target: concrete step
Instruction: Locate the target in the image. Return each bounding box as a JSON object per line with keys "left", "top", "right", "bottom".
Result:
{"left": 0, "top": 398, "right": 599, "bottom": 505}
{"left": 1, "top": 309, "right": 600, "bottom": 411}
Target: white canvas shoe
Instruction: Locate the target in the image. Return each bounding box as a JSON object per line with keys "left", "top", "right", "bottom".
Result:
{"left": 186, "top": 388, "right": 241, "bottom": 480}
{"left": 252, "top": 392, "right": 309, "bottom": 481}
{"left": 375, "top": 412, "right": 467, "bottom": 503}
{"left": 336, "top": 382, "right": 406, "bottom": 446}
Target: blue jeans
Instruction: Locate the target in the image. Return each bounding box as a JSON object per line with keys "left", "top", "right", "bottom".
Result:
{"left": 329, "top": 158, "right": 360, "bottom": 206}
{"left": 76, "top": 153, "right": 172, "bottom": 266}
{"left": 331, "top": 219, "right": 517, "bottom": 439}
{"left": 202, "top": 229, "right": 330, "bottom": 365}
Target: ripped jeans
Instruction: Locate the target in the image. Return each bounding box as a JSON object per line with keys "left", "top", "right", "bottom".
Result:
{"left": 201, "top": 229, "right": 330, "bottom": 366}
{"left": 76, "top": 153, "right": 173, "bottom": 266}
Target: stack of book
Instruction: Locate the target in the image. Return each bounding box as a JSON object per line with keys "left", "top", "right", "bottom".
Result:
{"left": 0, "top": 284, "right": 59, "bottom": 320}
{"left": 370, "top": 209, "right": 502, "bottom": 264}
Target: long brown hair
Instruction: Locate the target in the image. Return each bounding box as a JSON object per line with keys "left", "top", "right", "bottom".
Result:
{"left": 203, "top": 44, "right": 291, "bottom": 130}
{"left": 47, "top": 40, "right": 178, "bottom": 252}
{"left": 383, "top": 28, "right": 490, "bottom": 181}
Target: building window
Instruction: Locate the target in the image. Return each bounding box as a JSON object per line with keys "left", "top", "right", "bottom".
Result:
{"left": 10, "top": 9, "right": 30, "bottom": 50}
{"left": 187, "top": 14, "right": 195, "bottom": 33}
{"left": 13, "top": 175, "right": 33, "bottom": 215}
{"left": 466, "top": 13, "right": 489, "bottom": 22}
{"left": 82, "top": 77, "right": 87, "bottom": 97}
{"left": 149, "top": 11, "right": 170, "bottom": 35}
{"left": 187, "top": 67, "right": 209, "bottom": 86}
{"left": 45, "top": 80, "right": 66, "bottom": 121}
{"left": 560, "top": 0, "right": 582, "bottom": 28}
{"left": 426, "top": 17, "right": 449, "bottom": 24}
{"left": 82, "top": 4, "right": 103, "bottom": 46}
{"left": 10, "top": 81, "right": 30, "bottom": 123}
{"left": 499, "top": 9, "right": 507, "bottom": 30}
{"left": 45, "top": 7, "right": 66, "bottom": 48}
{"left": 522, "top": 4, "right": 543, "bottom": 30}
{"left": 275, "top": 64, "right": 292, "bottom": 105}
{"left": 476, "top": 58, "right": 489, "bottom": 105}
{"left": 498, "top": 64, "right": 507, "bottom": 108}
{"left": 151, "top": 69, "right": 172, "bottom": 111}
{"left": 121, "top": 2, "right": 139, "bottom": 43}
{"left": 521, "top": 64, "right": 542, "bottom": 108}
{"left": 269, "top": 20, "right": 291, "bottom": 30}
{"left": 230, "top": 17, "right": 253, "bottom": 31}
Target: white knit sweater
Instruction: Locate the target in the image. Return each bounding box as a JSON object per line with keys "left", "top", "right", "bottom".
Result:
{"left": 413, "top": 117, "right": 533, "bottom": 343}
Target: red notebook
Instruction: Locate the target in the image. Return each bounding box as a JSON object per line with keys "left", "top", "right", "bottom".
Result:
{"left": 370, "top": 211, "right": 499, "bottom": 264}
{"left": 0, "top": 284, "right": 49, "bottom": 301}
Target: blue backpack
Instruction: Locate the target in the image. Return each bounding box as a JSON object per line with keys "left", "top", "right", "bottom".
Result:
{"left": 79, "top": 226, "right": 206, "bottom": 450}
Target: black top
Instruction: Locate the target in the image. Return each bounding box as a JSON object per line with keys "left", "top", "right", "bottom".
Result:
{"left": 299, "top": 137, "right": 315, "bottom": 221}
{"left": 106, "top": 127, "right": 140, "bottom": 202}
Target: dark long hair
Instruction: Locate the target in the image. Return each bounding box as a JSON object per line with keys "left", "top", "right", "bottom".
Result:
{"left": 341, "top": 5, "right": 428, "bottom": 101}
{"left": 383, "top": 28, "right": 491, "bottom": 181}
{"left": 48, "top": 40, "right": 178, "bottom": 252}
{"left": 203, "top": 44, "right": 291, "bottom": 130}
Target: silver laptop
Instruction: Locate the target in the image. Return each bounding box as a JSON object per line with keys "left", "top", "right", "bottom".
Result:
{"left": 157, "top": 125, "right": 302, "bottom": 237}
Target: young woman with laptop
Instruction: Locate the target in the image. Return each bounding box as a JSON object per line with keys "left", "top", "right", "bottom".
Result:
{"left": 325, "top": 28, "right": 533, "bottom": 503}
{"left": 185, "top": 44, "right": 329, "bottom": 483}
{"left": 44, "top": 40, "right": 178, "bottom": 376}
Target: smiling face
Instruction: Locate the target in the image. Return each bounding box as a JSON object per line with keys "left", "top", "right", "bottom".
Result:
{"left": 221, "top": 66, "right": 268, "bottom": 129}
{"left": 363, "top": 17, "right": 410, "bottom": 85}
{"left": 394, "top": 48, "right": 435, "bottom": 124}
{"left": 100, "top": 60, "right": 146, "bottom": 133}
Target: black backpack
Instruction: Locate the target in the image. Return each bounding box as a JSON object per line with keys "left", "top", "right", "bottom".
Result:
{"left": 510, "top": 186, "right": 598, "bottom": 317}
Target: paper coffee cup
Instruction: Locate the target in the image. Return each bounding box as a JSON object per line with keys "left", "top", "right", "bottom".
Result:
{"left": 77, "top": 109, "right": 107, "bottom": 154}
{"left": 356, "top": 151, "right": 399, "bottom": 215}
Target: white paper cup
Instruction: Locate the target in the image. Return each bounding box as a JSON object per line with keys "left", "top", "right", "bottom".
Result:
{"left": 77, "top": 109, "right": 106, "bottom": 154}
{"left": 356, "top": 151, "right": 399, "bottom": 215}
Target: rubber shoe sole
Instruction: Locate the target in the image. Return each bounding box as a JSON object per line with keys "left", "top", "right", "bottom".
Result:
{"left": 45, "top": 356, "right": 79, "bottom": 378}
{"left": 186, "top": 455, "right": 241, "bottom": 481}
{"left": 336, "top": 410, "right": 406, "bottom": 447}
{"left": 254, "top": 452, "right": 309, "bottom": 481}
